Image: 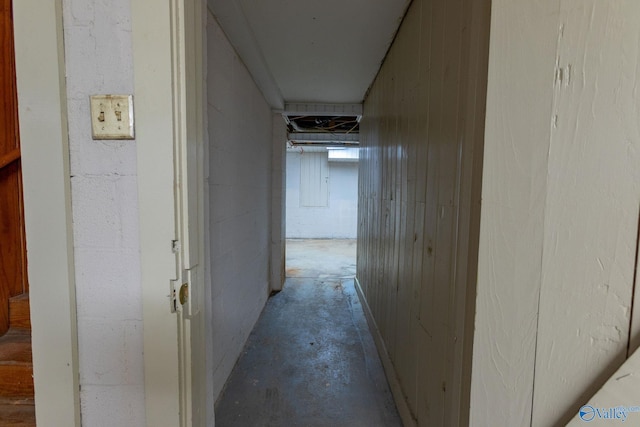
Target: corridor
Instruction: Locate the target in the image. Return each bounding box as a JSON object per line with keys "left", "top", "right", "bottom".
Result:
{"left": 215, "top": 240, "right": 402, "bottom": 426}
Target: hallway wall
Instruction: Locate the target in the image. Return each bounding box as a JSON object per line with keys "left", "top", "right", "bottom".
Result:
{"left": 471, "top": 1, "right": 640, "bottom": 426}
{"left": 62, "top": 0, "right": 145, "bottom": 425}
{"left": 286, "top": 151, "right": 359, "bottom": 239}
{"left": 356, "top": 0, "right": 490, "bottom": 425}
{"left": 206, "top": 10, "right": 274, "bottom": 405}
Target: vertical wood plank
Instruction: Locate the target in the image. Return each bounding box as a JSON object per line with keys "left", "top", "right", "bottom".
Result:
{"left": 357, "top": 0, "right": 491, "bottom": 425}
{"left": 470, "top": 0, "right": 560, "bottom": 425}
{"left": 532, "top": 1, "right": 640, "bottom": 425}
{"left": 417, "top": 0, "right": 445, "bottom": 420}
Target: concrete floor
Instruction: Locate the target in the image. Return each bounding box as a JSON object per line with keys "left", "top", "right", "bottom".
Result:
{"left": 285, "top": 239, "right": 357, "bottom": 279}
{"left": 215, "top": 239, "right": 402, "bottom": 426}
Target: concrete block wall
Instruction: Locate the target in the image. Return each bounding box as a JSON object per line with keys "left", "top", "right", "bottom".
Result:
{"left": 62, "top": 0, "right": 145, "bottom": 425}
{"left": 286, "top": 151, "right": 358, "bottom": 239}
{"left": 357, "top": 0, "right": 490, "bottom": 425}
{"left": 206, "top": 10, "right": 273, "bottom": 403}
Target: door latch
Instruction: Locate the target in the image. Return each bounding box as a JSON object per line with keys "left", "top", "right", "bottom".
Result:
{"left": 179, "top": 282, "right": 189, "bottom": 305}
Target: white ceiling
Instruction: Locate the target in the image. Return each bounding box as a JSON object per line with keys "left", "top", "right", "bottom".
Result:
{"left": 208, "top": 0, "right": 410, "bottom": 109}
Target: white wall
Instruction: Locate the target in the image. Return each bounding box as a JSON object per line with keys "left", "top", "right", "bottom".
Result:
{"left": 59, "top": 2, "right": 284, "bottom": 424}
{"left": 62, "top": 0, "right": 145, "bottom": 425}
{"left": 206, "top": 10, "right": 273, "bottom": 405}
{"left": 471, "top": 1, "right": 640, "bottom": 426}
{"left": 286, "top": 151, "right": 358, "bottom": 239}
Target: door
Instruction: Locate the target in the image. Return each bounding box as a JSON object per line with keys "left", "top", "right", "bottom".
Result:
{"left": 132, "top": 0, "right": 206, "bottom": 425}
{"left": 300, "top": 152, "right": 329, "bottom": 207}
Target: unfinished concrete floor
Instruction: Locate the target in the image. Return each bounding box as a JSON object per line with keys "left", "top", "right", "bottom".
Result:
{"left": 215, "top": 239, "right": 402, "bottom": 426}
{"left": 285, "top": 239, "right": 357, "bottom": 279}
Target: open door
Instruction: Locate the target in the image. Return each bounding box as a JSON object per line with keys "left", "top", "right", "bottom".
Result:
{"left": 132, "top": 0, "right": 206, "bottom": 425}
{"left": 172, "top": 0, "right": 206, "bottom": 423}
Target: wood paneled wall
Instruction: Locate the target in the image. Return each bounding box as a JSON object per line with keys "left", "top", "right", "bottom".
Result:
{"left": 472, "top": 1, "right": 640, "bottom": 426}
{"left": 356, "top": 0, "right": 491, "bottom": 425}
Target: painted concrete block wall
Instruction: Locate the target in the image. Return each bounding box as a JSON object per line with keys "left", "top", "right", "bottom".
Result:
{"left": 471, "top": 1, "right": 640, "bottom": 426}
{"left": 357, "top": 0, "right": 490, "bottom": 425}
{"left": 206, "top": 10, "right": 273, "bottom": 403}
{"left": 62, "top": 0, "right": 145, "bottom": 425}
{"left": 286, "top": 151, "right": 358, "bottom": 239}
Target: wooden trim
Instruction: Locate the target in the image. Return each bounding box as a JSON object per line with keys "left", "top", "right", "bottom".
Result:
{"left": 354, "top": 277, "right": 417, "bottom": 427}
{"left": 0, "top": 148, "right": 20, "bottom": 169}
{"left": 13, "top": 0, "right": 82, "bottom": 424}
{"left": 132, "top": 0, "right": 182, "bottom": 424}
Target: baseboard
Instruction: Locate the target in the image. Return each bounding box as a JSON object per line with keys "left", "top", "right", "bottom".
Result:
{"left": 354, "top": 277, "right": 418, "bottom": 427}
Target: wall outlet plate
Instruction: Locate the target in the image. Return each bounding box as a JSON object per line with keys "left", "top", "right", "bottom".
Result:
{"left": 90, "top": 94, "right": 134, "bottom": 140}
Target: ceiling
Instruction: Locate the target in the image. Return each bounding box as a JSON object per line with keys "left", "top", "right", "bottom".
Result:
{"left": 207, "top": 0, "right": 411, "bottom": 109}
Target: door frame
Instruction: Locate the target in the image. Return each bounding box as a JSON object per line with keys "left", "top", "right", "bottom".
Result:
{"left": 132, "top": 0, "right": 206, "bottom": 425}
{"left": 13, "top": 0, "right": 81, "bottom": 425}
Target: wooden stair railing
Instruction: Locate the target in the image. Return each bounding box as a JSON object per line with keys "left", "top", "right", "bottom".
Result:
{"left": 1, "top": 0, "right": 35, "bottom": 424}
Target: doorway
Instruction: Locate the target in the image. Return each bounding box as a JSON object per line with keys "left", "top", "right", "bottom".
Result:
{"left": 285, "top": 146, "right": 359, "bottom": 279}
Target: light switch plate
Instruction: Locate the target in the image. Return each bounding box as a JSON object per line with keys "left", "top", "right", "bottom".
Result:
{"left": 90, "top": 94, "right": 134, "bottom": 140}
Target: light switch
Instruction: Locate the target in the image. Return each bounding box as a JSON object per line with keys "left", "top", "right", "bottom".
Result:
{"left": 90, "top": 95, "right": 134, "bottom": 140}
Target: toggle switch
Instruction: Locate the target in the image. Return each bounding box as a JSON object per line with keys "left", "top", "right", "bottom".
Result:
{"left": 90, "top": 94, "right": 134, "bottom": 140}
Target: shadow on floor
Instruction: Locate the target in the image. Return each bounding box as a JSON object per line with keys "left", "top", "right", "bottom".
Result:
{"left": 215, "top": 240, "right": 401, "bottom": 426}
